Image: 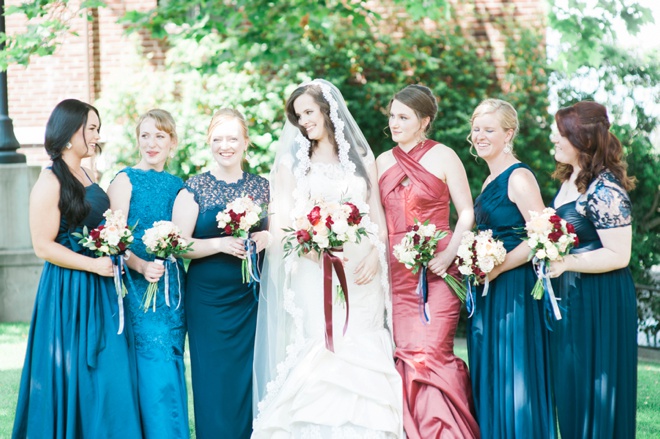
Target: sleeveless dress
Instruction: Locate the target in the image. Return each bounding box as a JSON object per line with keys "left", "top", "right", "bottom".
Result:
{"left": 466, "top": 163, "right": 556, "bottom": 439}
{"left": 379, "top": 140, "right": 480, "bottom": 439}
{"left": 12, "top": 183, "right": 142, "bottom": 439}
{"left": 252, "top": 162, "right": 403, "bottom": 439}
{"left": 549, "top": 170, "right": 637, "bottom": 439}
{"left": 185, "top": 171, "right": 269, "bottom": 439}
{"left": 117, "top": 168, "right": 188, "bottom": 438}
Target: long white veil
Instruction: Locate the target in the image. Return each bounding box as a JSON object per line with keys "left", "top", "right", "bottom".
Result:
{"left": 252, "top": 79, "right": 393, "bottom": 420}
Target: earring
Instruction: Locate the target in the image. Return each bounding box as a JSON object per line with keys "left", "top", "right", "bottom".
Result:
{"left": 66, "top": 142, "right": 72, "bottom": 150}
{"left": 503, "top": 142, "right": 512, "bottom": 154}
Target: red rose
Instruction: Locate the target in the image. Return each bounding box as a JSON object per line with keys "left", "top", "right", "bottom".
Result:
{"left": 566, "top": 223, "right": 576, "bottom": 234}
{"left": 549, "top": 214, "right": 562, "bottom": 225}
{"left": 412, "top": 234, "right": 421, "bottom": 245}
{"left": 573, "top": 236, "right": 580, "bottom": 246}
{"left": 345, "top": 203, "right": 362, "bottom": 225}
{"left": 90, "top": 228, "right": 101, "bottom": 240}
{"left": 548, "top": 231, "right": 563, "bottom": 242}
{"left": 325, "top": 216, "right": 334, "bottom": 229}
{"left": 172, "top": 240, "right": 178, "bottom": 247}
{"left": 224, "top": 225, "right": 232, "bottom": 235}
{"left": 307, "top": 206, "right": 322, "bottom": 226}
{"left": 296, "top": 229, "right": 312, "bottom": 244}
{"left": 118, "top": 242, "right": 126, "bottom": 252}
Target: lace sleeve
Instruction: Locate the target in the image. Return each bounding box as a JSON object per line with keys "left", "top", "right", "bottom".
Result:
{"left": 576, "top": 171, "right": 632, "bottom": 229}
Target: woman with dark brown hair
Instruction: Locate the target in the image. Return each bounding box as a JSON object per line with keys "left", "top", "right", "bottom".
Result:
{"left": 377, "top": 84, "right": 479, "bottom": 438}
{"left": 547, "top": 100, "right": 637, "bottom": 439}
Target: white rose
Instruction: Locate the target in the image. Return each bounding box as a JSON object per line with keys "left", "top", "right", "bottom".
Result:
{"left": 346, "top": 226, "right": 357, "bottom": 243}
{"left": 244, "top": 211, "right": 260, "bottom": 227}
{"left": 545, "top": 245, "right": 560, "bottom": 260}
{"left": 331, "top": 219, "right": 349, "bottom": 235}
{"left": 458, "top": 265, "right": 473, "bottom": 276}
{"left": 535, "top": 249, "right": 547, "bottom": 260}
{"left": 99, "top": 245, "right": 110, "bottom": 254}
{"left": 313, "top": 233, "right": 329, "bottom": 249}
{"left": 478, "top": 257, "right": 495, "bottom": 273}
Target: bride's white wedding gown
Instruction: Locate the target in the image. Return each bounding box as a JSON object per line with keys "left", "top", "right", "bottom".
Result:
{"left": 252, "top": 162, "right": 403, "bottom": 438}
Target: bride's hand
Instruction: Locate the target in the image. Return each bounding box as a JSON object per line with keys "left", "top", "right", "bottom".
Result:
{"left": 354, "top": 247, "right": 379, "bottom": 285}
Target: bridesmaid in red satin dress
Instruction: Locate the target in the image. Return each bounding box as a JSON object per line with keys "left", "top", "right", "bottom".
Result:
{"left": 377, "top": 85, "right": 480, "bottom": 438}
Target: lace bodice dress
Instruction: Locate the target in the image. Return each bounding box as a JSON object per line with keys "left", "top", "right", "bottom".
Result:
{"left": 185, "top": 171, "right": 269, "bottom": 439}
{"left": 118, "top": 167, "right": 189, "bottom": 438}
{"left": 549, "top": 170, "right": 637, "bottom": 439}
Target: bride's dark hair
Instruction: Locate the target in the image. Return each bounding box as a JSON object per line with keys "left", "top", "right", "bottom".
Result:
{"left": 285, "top": 83, "right": 371, "bottom": 194}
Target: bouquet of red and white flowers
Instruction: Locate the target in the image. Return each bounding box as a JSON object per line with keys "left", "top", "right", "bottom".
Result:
{"left": 141, "top": 221, "right": 193, "bottom": 312}
{"left": 282, "top": 198, "right": 368, "bottom": 258}
{"left": 455, "top": 229, "right": 507, "bottom": 315}
{"left": 392, "top": 219, "right": 453, "bottom": 323}
{"left": 216, "top": 195, "right": 265, "bottom": 283}
{"left": 524, "top": 207, "right": 579, "bottom": 321}
{"left": 72, "top": 209, "right": 136, "bottom": 333}
{"left": 282, "top": 198, "right": 369, "bottom": 351}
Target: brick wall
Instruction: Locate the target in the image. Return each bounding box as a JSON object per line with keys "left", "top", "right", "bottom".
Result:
{"left": 5, "top": 0, "right": 164, "bottom": 166}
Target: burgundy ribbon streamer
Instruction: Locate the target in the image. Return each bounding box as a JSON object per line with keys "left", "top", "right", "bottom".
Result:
{"left": 322, "top": 249, "right": 350, "bottom": 352}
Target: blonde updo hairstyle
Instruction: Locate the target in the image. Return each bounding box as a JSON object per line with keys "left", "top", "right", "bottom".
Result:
{"left": 206, "top": 108, "right": 251, "bottom": 147}
{"left": 468, "top": 98, "right": 519, "bottom": 157}
{"left": 135, "top": 109, "right": 178, "bottom": 145}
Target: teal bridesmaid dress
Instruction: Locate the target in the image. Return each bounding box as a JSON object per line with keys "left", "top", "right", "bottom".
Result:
{"left": 13, "top": 183, "right": 143, "bottom": 439}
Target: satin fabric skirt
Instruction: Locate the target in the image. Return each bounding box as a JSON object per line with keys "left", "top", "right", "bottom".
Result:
{"left": 549, "top": 268, "right": 637, "bottom": 439}
{"left": 392, "top": 269, "right": 480, "bottom": 439}
{"left": 12, "top": 262, "right": 142, "bottom": 439}
{"left": 467, "top": 263, "right": 556, "bottom": 439}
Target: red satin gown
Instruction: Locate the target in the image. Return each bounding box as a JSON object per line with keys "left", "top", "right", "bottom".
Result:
{"left": 379, "top": 140, "right": 480, "bottom": 439}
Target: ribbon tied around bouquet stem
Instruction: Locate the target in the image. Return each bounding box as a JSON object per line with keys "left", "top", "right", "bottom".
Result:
{"left": 244, "top": 237, "right": 262, "bottom": 302}
{"left": 323, "top": 248, "right": 350, "bottom": 352}
{"left": 109, "top": 254, "right": 127, "bottom": 334}
{"left": 416, "top": 266, "right": 430, "bottom": 324}
{"left": 532, "top": 257, "right": 563, "bottom": 329}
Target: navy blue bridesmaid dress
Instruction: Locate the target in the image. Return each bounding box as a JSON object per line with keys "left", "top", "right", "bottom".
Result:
{"left": 467, "top": 163, "right": 556, "bottom": 439}
{"left": 13, "top": 183, "right": 142, "bottom": 439}
{"left": 184, "top": 171, "right": 269, "bottom": 439}
{"left": 118, "top": 167, "right": 189, "bottom": 438}
{"left": 550, "top": 170, "right": 637, "bottom": 439}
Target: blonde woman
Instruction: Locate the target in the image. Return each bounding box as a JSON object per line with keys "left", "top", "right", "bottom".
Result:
{"left": 173, "top": 109, "right": 270, "bottom": 438}
{"left": 466, "top": 99, "right": 556, "bottom": 438}
{"left": 107, "top": 109, "right": 188, "bottom": 438}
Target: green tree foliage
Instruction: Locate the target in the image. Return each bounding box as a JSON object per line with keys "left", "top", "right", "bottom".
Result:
{"left": 2, "top": 0, "right": 658, "bottom": 292}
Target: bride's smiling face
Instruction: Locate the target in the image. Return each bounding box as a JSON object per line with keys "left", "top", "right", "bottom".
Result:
{"left": 293, "top": 93, "right": 329, "bottom": 142}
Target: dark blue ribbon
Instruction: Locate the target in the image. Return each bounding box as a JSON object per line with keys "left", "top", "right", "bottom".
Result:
{"left": 244, "top": 238, "right": 261, "bottom": 302}
{"left": 465, "top": 277, "right": 475, "bottom": 318}
{"left": 416, "top": 266, "right": 430, "bottom": 324}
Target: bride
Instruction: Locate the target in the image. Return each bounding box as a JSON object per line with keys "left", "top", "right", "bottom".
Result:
{"left": 252, "top": 79, "right": 403, "bottom": 438}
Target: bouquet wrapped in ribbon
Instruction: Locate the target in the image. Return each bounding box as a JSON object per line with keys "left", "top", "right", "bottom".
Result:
{"left": 72, "top": 209, "right": 135, "bottom": 334}
{"left": 392, "top": 219, "right": 451, "bottom": 324}
{"left": 282, "top": 198, "right": 368, "bottom": 351}
{"left": 141, "top": 221, "right": 193, "bottom": 312}
{"left": 524, "top": 207, "right": 579, "bottom": 322}
{"left": 216, "top": 195, "right": 266, "bottom": 288}
{"left": 455, "top": 229, "right": 507, "bottom": 316}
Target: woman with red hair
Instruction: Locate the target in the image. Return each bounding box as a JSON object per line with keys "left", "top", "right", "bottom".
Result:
{"left": 547, "top": 101, "right": 637, "bottom": 439}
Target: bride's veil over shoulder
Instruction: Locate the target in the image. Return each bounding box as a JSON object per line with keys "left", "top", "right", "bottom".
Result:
{"left": 252, "top": 78, "right": 393, "bottom": 419}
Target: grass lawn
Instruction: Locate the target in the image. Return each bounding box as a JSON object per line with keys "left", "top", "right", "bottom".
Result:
{"left": 1, "top": 323, "right": 658, "bottom": 438}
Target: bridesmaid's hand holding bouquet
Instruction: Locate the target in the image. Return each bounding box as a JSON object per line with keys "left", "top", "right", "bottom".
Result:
{"left": 72, "top": 208, "right": 136, "bottom": 333}
{"left": 455, "top": 230, "right": 507, "bottom": 316}
{"left": 216, "top": 195, "right": 266, "bottom": 283}
{"left": 141, "top": 220, "right": 193, "bottom": 312}
{"left": 524, "top": 207, "right": 579, "bottom": 321}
